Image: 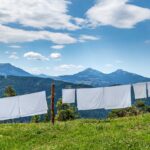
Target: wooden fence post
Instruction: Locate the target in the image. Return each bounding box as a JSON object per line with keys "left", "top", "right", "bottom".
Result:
{"left": 51, "top": 81, "right": 55, "bottom": 125}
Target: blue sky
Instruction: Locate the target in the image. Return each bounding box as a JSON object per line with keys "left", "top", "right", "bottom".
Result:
{"left": 0, "top": 0, "right": 150, "bottom": 77}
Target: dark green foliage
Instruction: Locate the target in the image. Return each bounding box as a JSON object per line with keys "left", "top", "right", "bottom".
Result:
{"left": 56, "top": 99, "right": 78, "bottom": 121}
{"left": 31, "top": 115, "right": 41, "bottom": 123}
{"left": 135, "top": 100, "right": 145, "bottom": 109}
{"left": 44, "top": 109, "right": 51, "bottom": 122}
{"left": 126, "top": 106, "right": 140, "bottom": 116}
{"left": 108, "top": 100, "right": 150, "bottom": 119}
{"left": 4, "top": 86, "right": 16, "bottom": 97}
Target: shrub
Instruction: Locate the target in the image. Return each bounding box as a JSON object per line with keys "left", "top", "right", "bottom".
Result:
{"left": 126, "top": 106, "right": 140, "bottom": 116}
{"left": 145, "top": 106, "right": 150, "bottom": 113}
{"left": 56, "top": 110, "right": 74, "bottom": 121}
{"left": 56, "top": 99, "right": 78, "bottom": 121}
{"left": 108, "top": 109, "right": 128, "bottom": 118}
{"left": 108, "top": 106, "right": 141, "bottom": 119}
{"left": 44, "top": 109, "right": 51, "bottom": 122}
{"left": 31, "top": 115, "right": 41, "bottom": 123}
{"left": 135, "top": 100, "right": 145, "bottom": 108}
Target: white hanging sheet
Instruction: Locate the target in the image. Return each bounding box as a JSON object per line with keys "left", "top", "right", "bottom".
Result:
{"left": 62, "top": 89, "right": 75, "bottom": 104}
{"left": 103, "top": 85, "right": 131, "bottom": 110}
{"left": 133, "top": 83, "right": 147, "bottom": 99}
{"left": 0, "top": 96, "right": 20, "bottom": 121}
{"left": 19, "top": 91, "right": 48, "bottom": 117}
{"left": 77, "top": 88, "right": 104, "bottom": 110}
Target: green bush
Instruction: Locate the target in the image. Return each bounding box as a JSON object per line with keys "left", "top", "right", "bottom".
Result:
{"left": 44, "top": 109, "right": 51, "bottom": 122}
{"left": 56, "top": 109, "right": 75, "bottom": 121}
{"left": 56, "top": 99, "right": 78, "bottom": 121}
{"left": 126, "top": 106, "right": 140, "bottom": 116}
{"left": 145, "top": 106, "right": 150, "bottom": 113}
{"left": 108, "top": 109, "right": 128, "bottom": 118}
{"left": 31, "top": 115, "right": 41, "bottom": 123}
{"left": 135, "top": 100, "right": 145, "bottom": 108}
{"left": 108, "top": 106, "right": 141, "bottom": 119}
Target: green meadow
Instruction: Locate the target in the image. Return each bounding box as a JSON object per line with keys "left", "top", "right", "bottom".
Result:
{"left": 0, "top": 114, "right": 150, "bottom": 150}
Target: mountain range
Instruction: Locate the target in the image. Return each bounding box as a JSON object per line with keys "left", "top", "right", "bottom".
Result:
{"left": 55, "top": 68, "right": 150, "bottom": 87}
{"left": 0, "top": 63, "right": 150, "bottom": 87}
{"left": 0, "top": 63, "right": 32, "bottom": 77}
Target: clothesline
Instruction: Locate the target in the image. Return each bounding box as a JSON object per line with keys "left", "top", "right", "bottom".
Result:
{"left": 0, "top": 91, "right": 48, "bottom": 121}
{"left": 62, "top": 82, "right": 150, "bottom": 111}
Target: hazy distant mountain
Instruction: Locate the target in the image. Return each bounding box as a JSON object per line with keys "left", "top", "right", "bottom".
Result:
{"left": 36, "top": 74, "right": 51, "bottom": 78}
{"left": 54, "top": 68, "right": 150, "bottom": 87}
{"left": 1, "top": 63, "right": 150, "bottom": 87}
{"left": 107, "top": 69, "right": 149, "bottom": 85}
{"left": 0, "top": 63, "right": 32, "bottom": 77}
{"left": 54, "top": 68, "right": 112, "bottom": 87}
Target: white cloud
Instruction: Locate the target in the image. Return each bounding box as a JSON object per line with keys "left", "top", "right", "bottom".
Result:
{"left": 9, "top": 45, "right": 21, "bottom": 48}
{"left": 79, "top": 34, "right": 99, "bottom": 42}
{"left": 9, "top": 52, "right": 19, "bottom": 59}
{"left": 55, "top": 64, "right": 84, "bottom": 71}
{"left": 51, "top": 45, "right": 65, "bottom": 49}
{"left": 0, "top": 25, "right": 77, "bottom": 44}
{"left": 50, "top": 53, "right": 61, "bottom": 59}
{"left": 24, "top": 51, "right": 48, "bottom": 61}
{"left": 0, "top": 0, "right": 83, "bottom": 30}
{"left": 73, "top": 17, "right": 87, "bottom": 26}
{"left": 86, "top": 0, "right": 150, "bottom": 29}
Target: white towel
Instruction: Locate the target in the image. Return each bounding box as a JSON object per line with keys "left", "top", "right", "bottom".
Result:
{"left": 19, "top": 91, "right": 48, "bottom": 117}
{"left": 0, "top": 96, "right": 20, "bottom": 121}
{"left": 147, "top": 82, "right": 150, "bottom": 97}
{"left": 103, "top": 85, "right": 131, "bottom": 110}
{"left": 133, "top": 83, "right": 147, "bottom": 99}
{"left": 62, "top": 89, "right": 75, "bottom": 104}
{"left": 77, "top": 88, "right": 104, "bottom": 110}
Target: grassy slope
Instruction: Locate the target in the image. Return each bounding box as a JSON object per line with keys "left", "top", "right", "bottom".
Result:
{"left": 0, "top": 114, "right": 150, "bottom": 150}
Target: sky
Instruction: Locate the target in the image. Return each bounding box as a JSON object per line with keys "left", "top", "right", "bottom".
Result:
{"left": 0, "top": 0, "right": 150, "bottom": 77}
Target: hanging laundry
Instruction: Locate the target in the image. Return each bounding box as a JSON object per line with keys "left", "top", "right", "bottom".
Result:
{"left": 77, "top": 88, "right": 104, "bottom": 110}
{"left": 103, "top": 85, "right": 131, "bottom": 110}
{"left": 0, "top": 96, "right": 20, "bottom": 121}
{"left": 147, "top": 82, "right": 150, "bottom": 97}
{"left": 19, "top": 91, "right": 48, "bottom": 117}
{"left": 62, "top": 89, "right": 75, "bottom": 104}
{"left": 133, "top": 83, "right": 147, "bottom": 99}
{"left": 0, "top": 91, "right": 48, "bottom": 121}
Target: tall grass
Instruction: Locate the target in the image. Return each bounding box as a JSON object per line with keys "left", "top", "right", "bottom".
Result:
{"left": 0, "top": 114, "right": 150, "bottom": 150}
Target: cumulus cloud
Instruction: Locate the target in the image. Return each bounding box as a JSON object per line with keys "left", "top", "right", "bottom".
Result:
{"left": 50, "top": 53, "right": 61, "bottom": 59}
{"left": 86, "top": 0, "right": 150, "bottom": 29}
{"left": 79, "top": 34, "right": 99, "bottom": 42}
{"left": 24, "top": 51, "right": 48, "bottom": 61}
{"left": 73, "top": 17, "right": 87, "bottom": 26}
{"left": 0, "top": 25, "right": 77, "bottom": 44}
{"left": 9, "top": 52, "right": 19, "bottom": 59}
{"left": 51, "top": 45, "right": 65, "bottom": 49}
{"left": 0, "top": 0, "right": 83, "bottom": 30}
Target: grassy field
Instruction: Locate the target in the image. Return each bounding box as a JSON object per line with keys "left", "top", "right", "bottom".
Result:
{"left": 0, "top": 114, "right": 150, "bottom": 150}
